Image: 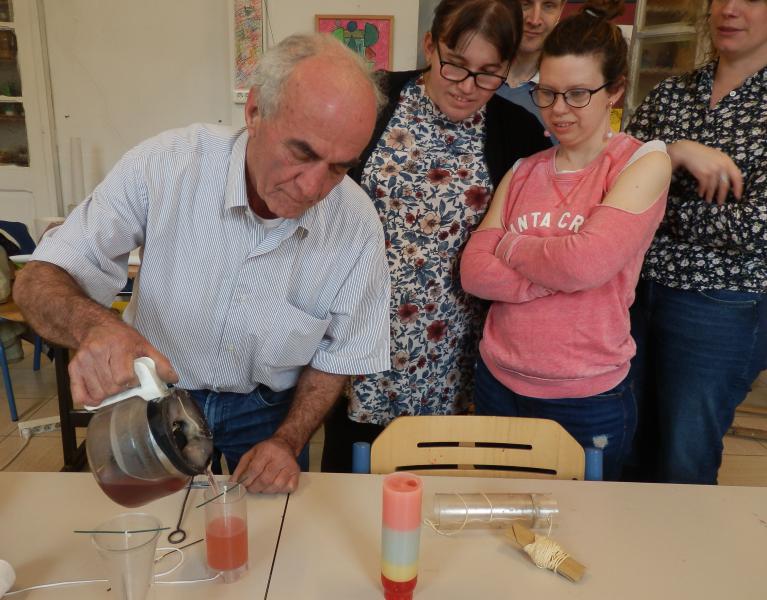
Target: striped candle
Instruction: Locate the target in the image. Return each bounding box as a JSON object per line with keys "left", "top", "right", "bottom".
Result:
{"left": 381, "top": 472, "right": 422, "bottom": 600}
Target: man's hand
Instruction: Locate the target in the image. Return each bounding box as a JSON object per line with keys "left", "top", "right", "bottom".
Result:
{"left": 12, "top": 261, "right": 178, "bottom": 406}
{"left": 69, "top": 320, "right": 177, "bottom": 407}
{"left": 231, "top": 437, "right": 301, "bottom": 494}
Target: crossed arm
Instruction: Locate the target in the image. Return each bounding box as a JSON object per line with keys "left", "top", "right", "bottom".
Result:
{"left": 461, "top": 168, "right": 553, "bottom": 303}
{"left": 462, "top": 151, "right": 672, "bottom": 297}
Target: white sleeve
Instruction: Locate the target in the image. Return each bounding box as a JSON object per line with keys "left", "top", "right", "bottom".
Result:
{"left": 622, "top": 140, "right": 667, "bottom": 171}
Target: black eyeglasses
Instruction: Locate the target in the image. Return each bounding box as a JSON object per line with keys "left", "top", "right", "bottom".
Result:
{"left": 529, "top": 81, "right": 613, "bottom": 108}
{"left": 435, "top": 46, "right": 509, "bottom": 91}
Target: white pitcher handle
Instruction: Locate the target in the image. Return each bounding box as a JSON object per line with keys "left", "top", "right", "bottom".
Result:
{"left": 84, "top": 357, "right": 170, "bottom": 411}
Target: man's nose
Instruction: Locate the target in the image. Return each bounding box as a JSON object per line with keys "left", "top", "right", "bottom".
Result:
{"left": 526, "top": 5, "right": 543, "bottom": 26}
{"left": 295, "top": 163, "right": 329, "bottom": 202}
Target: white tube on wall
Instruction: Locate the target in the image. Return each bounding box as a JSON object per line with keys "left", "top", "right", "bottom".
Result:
{"left": 69, "top": 136, "right": 85, "bottom": 215}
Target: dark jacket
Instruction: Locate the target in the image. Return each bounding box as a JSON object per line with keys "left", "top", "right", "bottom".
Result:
{"left": 350, "top": 69, "right": 551, "bottom": 188}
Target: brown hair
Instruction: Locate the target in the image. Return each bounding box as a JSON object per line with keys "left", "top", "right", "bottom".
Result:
{"left": 542, "top": 0, "right": 627, "bottom": 91}
{"left": 430, "top": 0, "right": 524, "bottom": 62}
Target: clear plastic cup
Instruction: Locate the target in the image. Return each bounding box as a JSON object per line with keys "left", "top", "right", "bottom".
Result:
{"left": 204, "top": 482, "right": 249, "bottom": 583}
{"left": 91, "top": 513, "right": 162, "bottom": 600}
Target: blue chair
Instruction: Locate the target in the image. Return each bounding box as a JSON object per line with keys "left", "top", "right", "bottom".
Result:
{"left": 0, "top": 220, "right": 36, "bottom": 256}
{"left": 0, "top": 220, "right": 44, "bottom": 421}
{"left": 0, "top": 301, "right": 42, "bottom": 421}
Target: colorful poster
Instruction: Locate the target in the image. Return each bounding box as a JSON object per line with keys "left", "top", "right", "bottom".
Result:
{"left": 234, "top": 0, "right": 263, "bottom": 93}
{"left": 316, "top": 16, "right": 393, "bottom": 72}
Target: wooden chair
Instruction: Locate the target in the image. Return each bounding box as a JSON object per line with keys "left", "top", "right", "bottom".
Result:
{"left": 370, "top": 415, "right": 585, "bottom": 480}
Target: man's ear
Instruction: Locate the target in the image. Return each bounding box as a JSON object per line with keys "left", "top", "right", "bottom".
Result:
{"left": 244, "top": 87, "right": 260, "bottom": 131}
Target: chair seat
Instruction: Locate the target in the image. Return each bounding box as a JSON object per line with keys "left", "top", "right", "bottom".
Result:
{"left": 0, "top": 299, "right": 25, "bottom": 322}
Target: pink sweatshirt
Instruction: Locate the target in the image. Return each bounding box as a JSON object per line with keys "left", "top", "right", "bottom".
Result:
{"left": 461, "top": 134, "right": 668, "bottom": 399}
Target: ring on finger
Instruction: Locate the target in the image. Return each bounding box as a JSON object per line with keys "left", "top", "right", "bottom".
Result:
{"left": 719, "top": 173, "right": 729, "bottom": 184}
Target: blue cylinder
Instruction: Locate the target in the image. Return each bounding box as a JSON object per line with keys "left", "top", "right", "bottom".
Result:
{"left": 584, "top": 447, "right": 603, "bottom": 481}
{"left": 352, "top": 441, "right": 371, "bottom": 474}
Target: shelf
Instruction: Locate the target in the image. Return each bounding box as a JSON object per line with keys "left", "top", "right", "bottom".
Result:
{"left": 635, "top": 24, "right": 697, "bottom": 40}
{"left": 647, "top": 5, "right": 691, "bottom": 14}
{"left": 639, "top": 67, "right": 687, "bottom": 76}
{"left": 0, "top": 113, "right": 24, "bottom": 121}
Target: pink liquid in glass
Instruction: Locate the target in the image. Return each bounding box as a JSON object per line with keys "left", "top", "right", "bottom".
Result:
{"left": 206, "top": 516, "right": 248, "bottom": 571}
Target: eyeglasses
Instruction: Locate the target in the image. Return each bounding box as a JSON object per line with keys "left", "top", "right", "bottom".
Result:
{"left": 435, "top": 46, "right": 509, "bottom": 91}
{"left": 529, "top": 82, "right": 613, "bottom": 108}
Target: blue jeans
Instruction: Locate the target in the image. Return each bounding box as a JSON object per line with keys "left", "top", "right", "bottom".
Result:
{"left": 473, "top": 356, "right": 636, "bottom": 481}
{"left": 629, "top": 280, "right": 767, "bottom": 484}
{"left": 188, "top": 386, "right": 310, "bottom": 475}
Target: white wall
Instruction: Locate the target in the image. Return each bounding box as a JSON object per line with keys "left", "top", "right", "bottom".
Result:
{"left": 263, "top": 0, "right": 419, "bottom": 67}
{"left": 43, "top": 0, "right": 232, "bottom": 212}
{"left": 41, "top": 0, "right": 420, "bottom": 212}
{"left": 417, "top": 0, "right": 440, "bottom": 68}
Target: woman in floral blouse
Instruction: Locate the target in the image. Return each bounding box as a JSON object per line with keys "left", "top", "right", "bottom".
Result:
{"left": 626, "top": 0, "right": 767, "bottom": 484}
{"left": 321, "top": 0, "right": 550, "bottom": 472}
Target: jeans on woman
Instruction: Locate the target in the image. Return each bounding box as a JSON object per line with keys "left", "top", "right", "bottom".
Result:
{"left": 629, "top": 280, "right": 767, "bottom": 484}
{"left": 473, "top": 356, "right": 636, "bottom": 481}
{"left": 188, "top": 386, "right": 309, "bottom": 475}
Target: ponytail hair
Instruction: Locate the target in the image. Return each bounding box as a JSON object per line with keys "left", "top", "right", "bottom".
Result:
{"left": 542, "top": 0, "right": 628, "bottom": 92}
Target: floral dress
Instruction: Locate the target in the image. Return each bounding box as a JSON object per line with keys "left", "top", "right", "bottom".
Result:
{"left": 348, "top": 75, "right": 493, "bottom": 425}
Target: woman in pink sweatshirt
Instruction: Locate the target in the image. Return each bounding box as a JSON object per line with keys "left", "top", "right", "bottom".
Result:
{"left": 460, "top": 0, "right": 671, "bottom": 480}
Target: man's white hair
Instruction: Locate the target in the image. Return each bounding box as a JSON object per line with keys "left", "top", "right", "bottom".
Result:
{"left": 251, "top": 33, "right": 384, "bottom": 119}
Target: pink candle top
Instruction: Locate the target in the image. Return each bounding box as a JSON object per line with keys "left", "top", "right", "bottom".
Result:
{"left": 382, "top": 473, "right": 422, "bottom": 531}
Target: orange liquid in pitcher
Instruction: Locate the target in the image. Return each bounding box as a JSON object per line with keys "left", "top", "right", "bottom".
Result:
{"left": 206, "top": 516, "right": 248, "bottom": 571}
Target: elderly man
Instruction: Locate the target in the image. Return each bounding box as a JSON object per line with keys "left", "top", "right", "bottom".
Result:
{"left": 13, "top": 34, "right": 390, "bottom": 494}
{"left": 496, "top": 0, "right": 567, "bottom": 127}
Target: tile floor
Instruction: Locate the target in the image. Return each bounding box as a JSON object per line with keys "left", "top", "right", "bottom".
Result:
{"left": 1, "top": 342, "right": 766, "bottom": 485}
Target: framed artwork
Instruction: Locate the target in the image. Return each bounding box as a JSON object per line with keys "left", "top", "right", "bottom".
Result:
{"left": 233, "top": 0, "right": 264, "bottom": 102}
{"left": 315, "top": 15, "right": 393, "bottom": 72}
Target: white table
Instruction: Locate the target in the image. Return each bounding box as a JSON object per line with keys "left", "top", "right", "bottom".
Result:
{"left": 268, "top": 472, "right": 767, "bottom": 600}
{"left": 0, "top": 472, "right": 287, "bottom": 600}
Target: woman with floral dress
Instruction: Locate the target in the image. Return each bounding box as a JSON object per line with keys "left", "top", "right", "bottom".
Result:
{"left": 321, "top": 0, "right": 550, "bottom": 472}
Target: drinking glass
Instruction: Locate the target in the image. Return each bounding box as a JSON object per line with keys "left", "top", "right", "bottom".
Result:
{"left": 204, "top": 482, "right": 249, "bottom": 583}
{"left": 91, "top": 513, "right": 162, "bottom": 600}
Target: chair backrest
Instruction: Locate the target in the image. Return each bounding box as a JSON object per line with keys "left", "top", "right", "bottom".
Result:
{"left": 370, "top": 415, "right": 585, "bottom": 480}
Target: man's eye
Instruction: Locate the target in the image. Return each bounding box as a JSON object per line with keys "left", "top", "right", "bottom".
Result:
{"left": 291, "top": 150, "right": 311, "bottom": 162}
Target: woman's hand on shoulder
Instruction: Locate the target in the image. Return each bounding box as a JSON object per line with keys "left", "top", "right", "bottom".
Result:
{"left": 603, "top": 151, "right": 672, "bottom": 214}
{"left": 667, "top": 140, "right": 743, "bottom": 204}
{"left": 477, "top": 167, "right": 515, "bottom": 231}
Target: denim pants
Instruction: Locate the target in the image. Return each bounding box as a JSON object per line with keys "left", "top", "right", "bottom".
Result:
{"left": 188, "top": 386, "right": 310, "bottom": 475}
{"left": 473, "top": 356, "right": 636, "bottom": 481}
{"left": 629, "top": 280, "right": 767, "bottom": 484}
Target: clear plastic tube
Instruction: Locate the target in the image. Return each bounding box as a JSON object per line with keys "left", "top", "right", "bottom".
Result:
{"left": 431, "top": 493, "right": 558, "bottom": 531}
